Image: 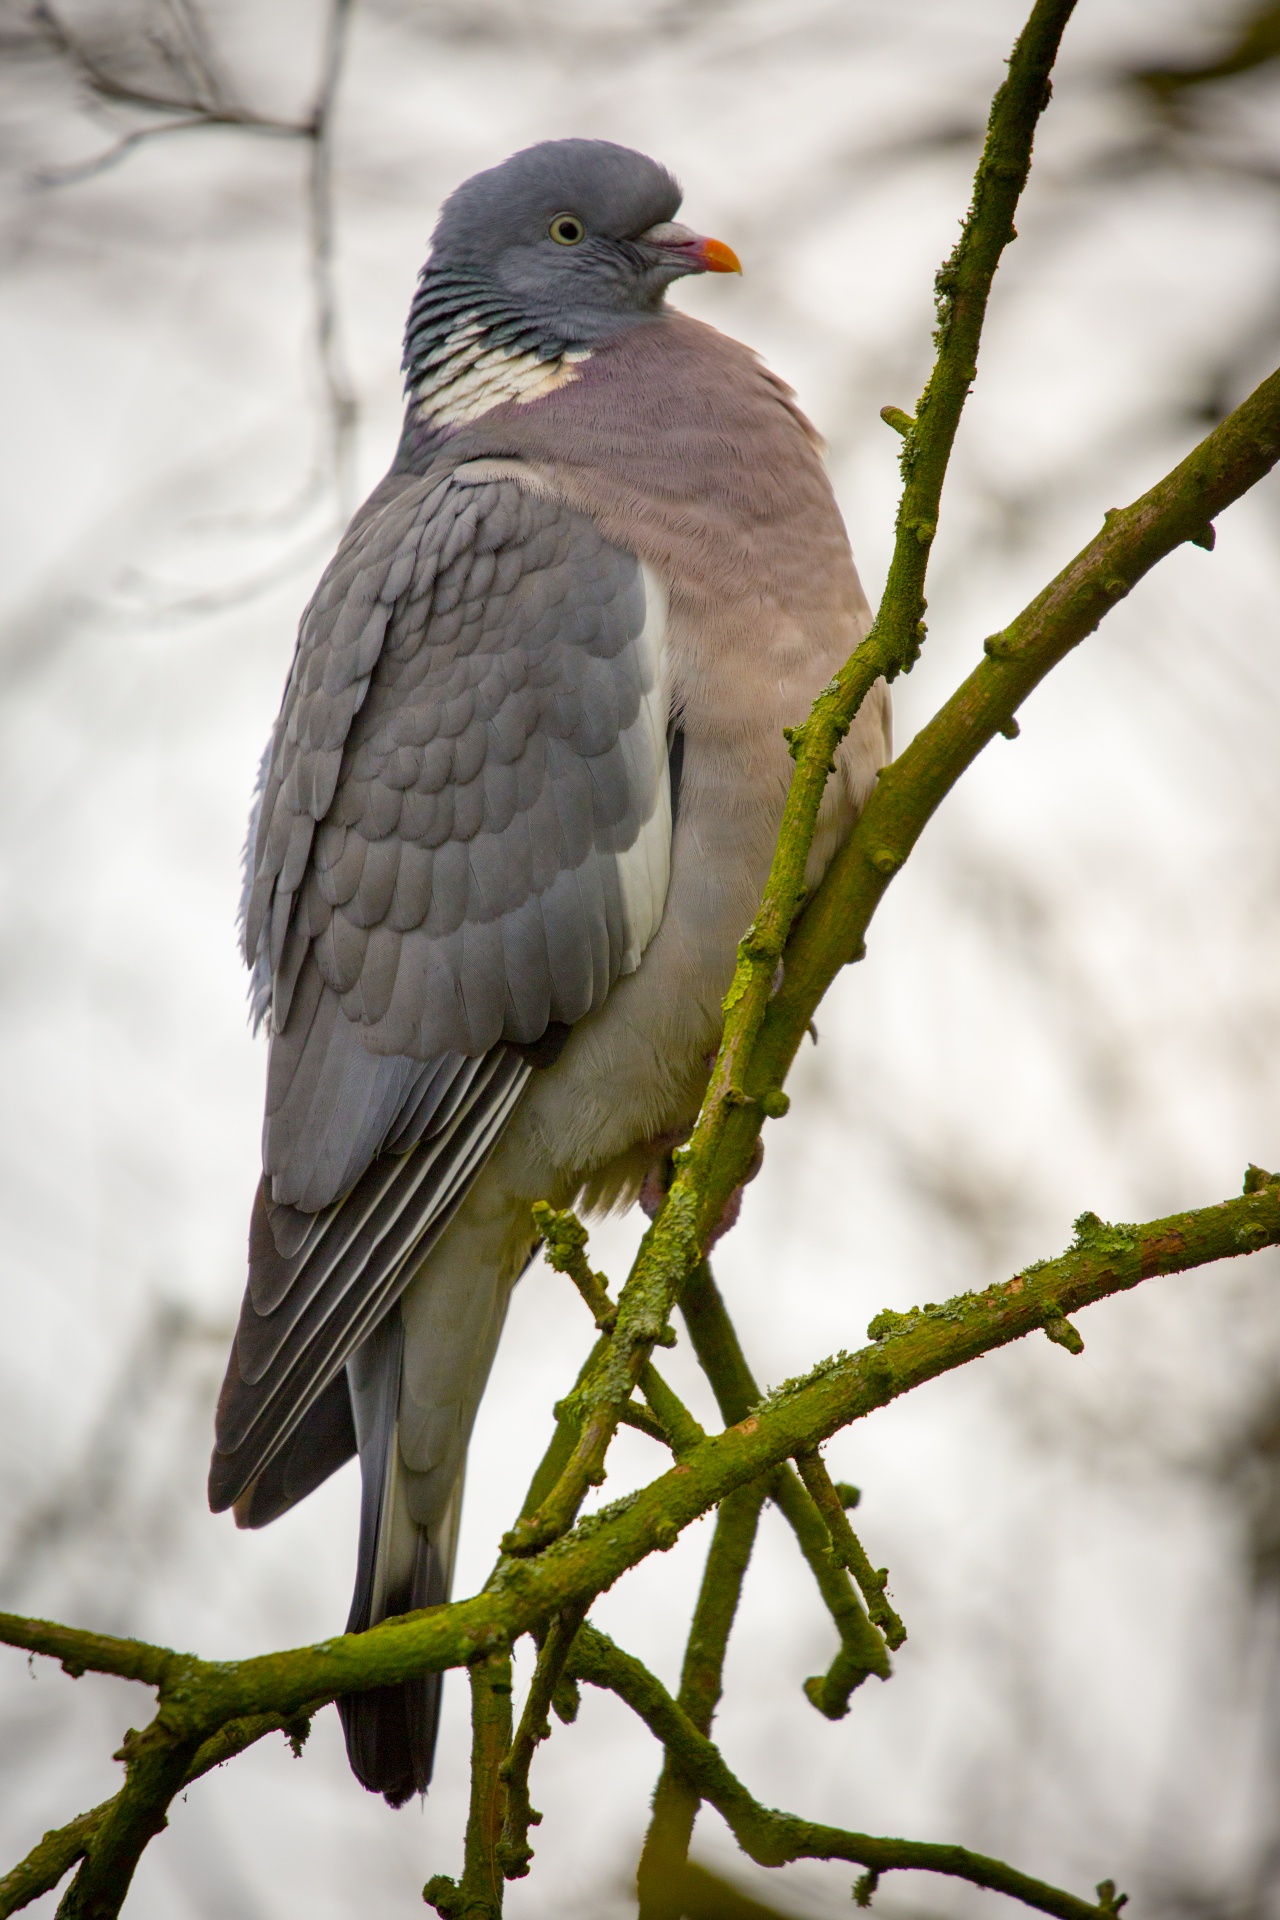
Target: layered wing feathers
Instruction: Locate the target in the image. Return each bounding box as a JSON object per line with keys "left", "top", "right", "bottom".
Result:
{"left": 250, "top": 465, "right": 671, "bottom": 1210}
{"left": 213, "top": 462, "right": 672, "bottom": 1515}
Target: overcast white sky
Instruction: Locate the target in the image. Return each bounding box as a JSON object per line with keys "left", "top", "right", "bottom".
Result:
{"left": 2, "top": 2, "right": 1280, "bottom": 1915}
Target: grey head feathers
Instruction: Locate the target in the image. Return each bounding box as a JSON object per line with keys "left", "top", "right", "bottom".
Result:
{"left": 398, "top": 139, "right": 714, "bottom": 428}
{"left": 397, "top": 140, "right": 740, "bottom": 466}
{"left": 428, "top": 139, "right": 683, "bottom": 326}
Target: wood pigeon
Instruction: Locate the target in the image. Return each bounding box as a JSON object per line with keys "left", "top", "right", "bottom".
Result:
{"left": 208, "top": 138, "right": 891, "bottom": 1805}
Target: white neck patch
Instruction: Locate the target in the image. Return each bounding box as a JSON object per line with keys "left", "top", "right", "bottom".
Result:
{"left": 411, "top": 319, "right": 591, "bottom": 430}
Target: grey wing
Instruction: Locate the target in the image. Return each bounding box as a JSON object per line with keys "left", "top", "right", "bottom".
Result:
{"left": 209, "top": 463, "right": 672, "bottom": 1514}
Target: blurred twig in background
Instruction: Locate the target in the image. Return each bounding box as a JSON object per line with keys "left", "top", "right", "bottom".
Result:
{"left": 32, "top": 0, "right": 358, "bottom": 515}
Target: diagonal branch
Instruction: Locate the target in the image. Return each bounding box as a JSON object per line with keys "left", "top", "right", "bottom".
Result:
{"left": 636, "top": 1479, "right": 771, "bottom": 1917}
{"left": 753, "top": 362, "right": 1280, "bottom": 1115}
{"left": 0, "top": 1807, "right": 110, "bottom": 1920}
{"left": 505, "top": 0, "right": 1078, "bottom": 1558}
{"left": 793, "top": 1451, "right": 905, "bottom": 1650}
{"left": 679, "top": 1264, "right": 893, "bottom": 1709}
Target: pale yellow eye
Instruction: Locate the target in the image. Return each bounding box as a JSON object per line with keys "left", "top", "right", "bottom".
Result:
{"left": 548, "top": 213, "right": 585, "bottom": 245}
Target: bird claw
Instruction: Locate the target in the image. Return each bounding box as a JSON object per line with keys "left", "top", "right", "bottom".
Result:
{"left": 639, "top": 1136, "right": 764, "bottom": 1250}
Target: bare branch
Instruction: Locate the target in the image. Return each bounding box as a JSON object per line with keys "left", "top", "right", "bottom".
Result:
{"left": 678, "top": 1265, "right": 892, "bottom": 1710}
{"left": 637, "top": 1481, "right": 770, "bottom": 1916}
{"left": 7, "top": 1181, "right": 1275, "bottom": 1752}
{"left": 572, "top": 1623, "right": 1127, "bottom": 1920}
{"left": 793, "top": 1450, "right": 905, "bottom": 1650}
{"left": 0, "top": 1705, "right": 318, "bottom": 1917}
{"left": 0, "top": 1615, "right": 181, "bottom": 1688}
{"left": 497, "top": 1601, "right": 589, "bottom": 1882}
{"left": 503, "top": 0, "right": 1078, "bottom": 1560}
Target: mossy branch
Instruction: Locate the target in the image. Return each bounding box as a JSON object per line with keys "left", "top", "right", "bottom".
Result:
{"left": 497, "top": 1601, "right": 589, "bottom": 1882}
{"left": 503, "top": 0, "right": 1076, "bottom": 1559}
{"left": 0, "top": 1618, "right": 183, "bottom": 1690}
{"left": 425, "top": 1649, "right": 514, "bottom": 1920}
{"left": 0, "top": 1699, "right": 318, "bottom": 1920}
{"left": 0, "top": 1704, "right": 315, "bottom": 1920}
{"left": 5, "top": 1176, "right": 1275, "bottom": 1914}
{"left": 757, "top": 362, "right": 1280, "bottom": 1094}
{"left": 5, "top": 1197, "right": 1275, "bottom": 1913}
{"left": 570, "top": 1623, "right": 1123, "bottom": 1920}
{"left": 679, "top": 1264, "right": 893, "bottom": 1708}
{"left": 637, "top": 1479, "right": 771, "bottom": 1916}
{"left": 793, "top": 1451, "right": 905, "bottom": 1650}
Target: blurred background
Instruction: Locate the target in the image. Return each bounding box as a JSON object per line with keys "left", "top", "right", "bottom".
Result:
{"left": 2, "top": 1, "right": 1280, "bottom": 1914}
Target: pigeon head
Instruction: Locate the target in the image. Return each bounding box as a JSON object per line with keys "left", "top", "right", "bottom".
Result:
{"left": 426, "top": 139, "right": 741, "bottom": 334}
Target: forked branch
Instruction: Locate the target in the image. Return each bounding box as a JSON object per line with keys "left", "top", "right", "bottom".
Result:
{"left": 571, "top": 1624, "right": 1126, "bottom": 1920}
{"left": 4, "top": 1177, "right": 1279, "bottom": 1920}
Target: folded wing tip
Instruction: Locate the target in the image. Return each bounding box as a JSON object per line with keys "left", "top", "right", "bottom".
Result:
{"left": 207, "top": 1448, "right": 242, "bottom": 1515}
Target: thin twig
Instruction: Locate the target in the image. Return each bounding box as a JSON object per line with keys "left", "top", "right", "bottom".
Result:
{"left": 497, "top": 1602, "right": 589, "bottom": 1882}
{"left": 534, "top": 1203, "right": 617, "bottom": 1331}
{"left": 679, "top": 1264, "right": 893, "bottom": 1704}
{"left": 793, "top": 1451, "right": 906, "bottom": 1650}
{"left": 33, "top": 0, "right": 358, "bottom": 518}
{"left": 636, "top": 1480, "right": 770, "bottom": 1918}
{"left": 306, "top": 0, "right": 357, "bottom": 514}
{"left": 31, "top": 1, "right": 310, "bottom": 187}
{"left": 619, "top": 1398, "right": 672, "bottom": 1447}
{"left": 571, "top": 1624, "right": 1125, "bottom": 1920}
{"left": 769, "top": 1465, "right": 891, "bottom": 1714}
{"left": 532, "top": 1208, "right": 703, "bottom": 1459}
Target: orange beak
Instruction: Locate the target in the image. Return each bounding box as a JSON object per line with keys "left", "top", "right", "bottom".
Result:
{"left": 696, "top": 235, "right": 743, "bottom": 275}
{"left": 637, "top": 221, "right": 743, "bottom": 276}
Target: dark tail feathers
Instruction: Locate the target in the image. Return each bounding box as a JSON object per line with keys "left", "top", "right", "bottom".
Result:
{"left": 338, "top": 1310, "right": 460, "bottom": 1806}
{"left": 338, "top": 1526, "right": 450, "bottom": 1806}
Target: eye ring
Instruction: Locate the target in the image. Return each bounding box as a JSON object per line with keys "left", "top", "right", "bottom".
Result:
{"left": 548, "top": 212, "right": 586, "bottom": 246}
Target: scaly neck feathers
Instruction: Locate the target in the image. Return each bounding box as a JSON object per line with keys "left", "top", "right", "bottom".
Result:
{"left": 401, "top": 268, "right": 592, "bottom": 434}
